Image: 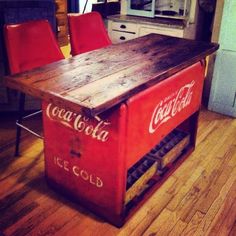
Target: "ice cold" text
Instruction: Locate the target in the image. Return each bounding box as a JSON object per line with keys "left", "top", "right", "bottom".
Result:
{"left": 54, "top": 156, "right": 103, "bottom": 188}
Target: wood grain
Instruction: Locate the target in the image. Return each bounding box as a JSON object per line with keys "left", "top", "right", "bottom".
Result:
{"left": 1, "top": 108, "right": 235, "bottom": 235}
{"left": 4, "top": 34, "right": 219, "bottom": 116}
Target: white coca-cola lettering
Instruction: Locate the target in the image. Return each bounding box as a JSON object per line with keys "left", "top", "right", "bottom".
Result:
{"left": 149, "top": 80, "right": 195, "bottom": 134}
{"left": 54, "top": 156, "right": 70, "bottom": 172}
{"left": 72, "top": 165, "right": 103, "bottom": 188}
{"left": 53, "top": 156, "right": 103, "bottom": 188}
{"left": 46, "top": 103, "right": 110, "bottom": 142}
{"left": 73, "top": 115, "right": 109, "bottom": 142}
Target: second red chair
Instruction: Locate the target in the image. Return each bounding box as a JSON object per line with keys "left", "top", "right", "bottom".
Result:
{"left": 68, "top": 12, "right": 112, "bottom": 56}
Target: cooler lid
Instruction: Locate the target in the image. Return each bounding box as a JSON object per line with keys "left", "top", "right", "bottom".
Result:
{"left": 5, "top": 34, "right": 218, "bottom": 117}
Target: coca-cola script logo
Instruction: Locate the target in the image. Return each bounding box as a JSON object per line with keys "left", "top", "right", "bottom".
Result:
{"left": 46, "top": 103, "right": 110, "bottom": 142}
{"left": 149, "top": 80, "right": 195, "bottom": 134}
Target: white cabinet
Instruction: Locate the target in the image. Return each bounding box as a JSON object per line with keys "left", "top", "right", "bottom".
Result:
{"left": 108, "top": 20, "right": 138, "bottom": 43}
{"left": 111, "top": 21, "right": 138, "bottom": 32}
{"left": 110, "top": 30, "right": 137, "bottom": 43}
{"left": 107, "top": 15, "right": 195, "bottom": 44}
{"left": 139, "top": 26, "right": 184, "bottom": 38}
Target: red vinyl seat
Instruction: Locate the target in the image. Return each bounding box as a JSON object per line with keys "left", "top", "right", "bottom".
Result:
{"left": 68, "top": 12, "right": 112, "bottom": 56}
{"left": 4, "top": 19, "right": 64, "bottom": 156}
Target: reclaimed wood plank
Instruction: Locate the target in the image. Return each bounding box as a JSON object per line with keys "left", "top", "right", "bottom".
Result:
{"left": 3, "top": 35, "right": 167, "bottom": 96}
{"left": 4, "top": 34, "right": 219, "bottom": 116}
{"left": 5, "top": 34, "right": 162, "bottom": 85}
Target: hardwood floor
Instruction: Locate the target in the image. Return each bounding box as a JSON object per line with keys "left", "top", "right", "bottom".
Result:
{"left": 0, "top": 108, "right": 236, "bottom": 236}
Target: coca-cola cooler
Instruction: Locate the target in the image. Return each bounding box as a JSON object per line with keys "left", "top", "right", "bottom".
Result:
{"left": 42, "top": 62, "right": 205, "bottom": 226}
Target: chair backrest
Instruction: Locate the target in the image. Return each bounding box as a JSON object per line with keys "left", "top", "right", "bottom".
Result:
{"left": 68, "top": 12, "right": 112, "bottom": 56}
{"left": 4, "top": 19, "right": 64, "bottom": 75}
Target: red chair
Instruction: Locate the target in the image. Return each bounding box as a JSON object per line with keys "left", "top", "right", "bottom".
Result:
{"left": 4, "top": 19, "right": 64, "bottom": 156}
{"left": 68, "top": 12, "right": 112, "bottom": 56}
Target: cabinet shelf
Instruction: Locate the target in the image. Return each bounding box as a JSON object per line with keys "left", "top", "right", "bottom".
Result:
{"left": 123, "top": 111, "right": 198, "bottom": 221}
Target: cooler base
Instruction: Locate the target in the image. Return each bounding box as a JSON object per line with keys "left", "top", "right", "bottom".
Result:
{"left": 45, "top": 109, "right": 198, "bottom": 228}
{"left": 45, "top": 176, "right": 126, "bottom": 227}
{"left": 46, "top": 145, "right": 195, "bottom": 227}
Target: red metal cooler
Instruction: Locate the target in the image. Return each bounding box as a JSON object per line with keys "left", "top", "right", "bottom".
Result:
{"left": 4, "top": 33, "right": 219, "bottom": 227}
{"left": 42, "top": 62, "right": 205, "bottom": 226}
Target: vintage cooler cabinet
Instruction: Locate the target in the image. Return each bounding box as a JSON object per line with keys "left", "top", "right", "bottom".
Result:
{"left": 4, "top": 34, "right": 218, "bottom": 226}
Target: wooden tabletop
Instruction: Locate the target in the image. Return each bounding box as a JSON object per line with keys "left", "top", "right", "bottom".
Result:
{"left": 4, "top": 34, "right": 219, "bottom": 117}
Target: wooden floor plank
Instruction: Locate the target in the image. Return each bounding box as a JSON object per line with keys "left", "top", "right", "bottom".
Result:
{"left": 229, "top": 221, "right": 236, "bottom": 236}
{"left": 181, "top": 211, "right": 205, "bottom": 236}
{"left": 206, "top": 180, "right": 236, "bottom": 236}
{"left": 193, "top": 167, "right": 236, "bottom": 235}
{"left": 142, "top": 208, "right": 178, "bottom": 236}
{"left": 168, "top": 220, "right": 187, "bottom": 236}
{"left": 0, "top": 108, "right": 236, "bottom": 235}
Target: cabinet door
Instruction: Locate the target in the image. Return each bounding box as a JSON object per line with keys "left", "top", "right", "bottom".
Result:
{"left": 219, "top": 0, "right": 236, "bottom": 51}
{"left": 111, "top": 31, "right": 137, "bottom": 43}
{"left": 208, "top": 50, "right": 236, "bottom": 117}
{"left": 139, "top": 26, "right": 184, "bottom": 38}
{"left": 111, "top": 21, "right": 138, "bottom": 33}
{"left": 108, "top": 20, "right": 138, "bottom": 44}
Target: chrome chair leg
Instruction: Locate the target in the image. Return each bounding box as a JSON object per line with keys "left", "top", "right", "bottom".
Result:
{"left": 15, "top": 92, "right": 25, "bottom": 156}
{"left": 15, "top": 93, "right": 43, "bottom": 156}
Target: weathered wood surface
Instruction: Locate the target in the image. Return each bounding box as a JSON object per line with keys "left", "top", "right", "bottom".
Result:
{"left": 4, "top": 34, "right": 219, "bottom": 116}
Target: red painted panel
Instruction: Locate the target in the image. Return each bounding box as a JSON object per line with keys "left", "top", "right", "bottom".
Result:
{"left": 125, "top": 62, "right": 205, "bottom": 168}
{"left": 42, "top": 102, "right": 127, "bottom": 216}
{"left": 42, "top": 62, "right": 205, "bottom": 222}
